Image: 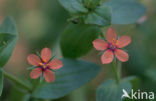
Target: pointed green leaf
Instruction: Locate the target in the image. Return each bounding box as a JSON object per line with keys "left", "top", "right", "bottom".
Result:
{"left": 85, "top": 6, "right": 111, "bottom": 26}
{"left": 32, "top": 58, "right": 101, "bottom": 99}
{"left": 60, "top": 23, "right": 101, "bottom": 58}
{"left": 58, "top": 0, "right": 88, "bottom": 14}
{"left": 96, "top": 79, "right": 132, "bottom": 101}
{"left": 0, "top": 16, "right": 18, "bottom": 67}
{"left": 102, "top": 0, "right": 145, "bottom": 24}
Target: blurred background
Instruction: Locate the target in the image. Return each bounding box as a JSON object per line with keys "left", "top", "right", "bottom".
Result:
{"left": 0, "top": 0, "right": 156, "bottom": 101}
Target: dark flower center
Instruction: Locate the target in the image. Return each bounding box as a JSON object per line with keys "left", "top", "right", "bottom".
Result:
{"left": 40, "top": 63, "right": 48, "bottom": 71}
{"left": 107, "top": 38, "right": 118, "bottom": 51}
{"left": 108, "top": 43, "right": 116, "bottom": 51}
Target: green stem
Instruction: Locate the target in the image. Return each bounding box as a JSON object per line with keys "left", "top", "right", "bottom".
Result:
{"left": 112, "top": 60, "right": 120, "bottom": 84}
{"left": 117, "top": 61, "right": 122, "bottom": 79}
{"left": 3, "top": 70, "right": 32, "bottom": 91}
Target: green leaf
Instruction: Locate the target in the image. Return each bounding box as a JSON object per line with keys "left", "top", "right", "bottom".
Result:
{"left": 96, "top": 79, "right": 132, "bottom": 101}
{"left": 58, "top": 0, "right": 88, "bottom": 14}
{"left": 0, "top": 69, "right": 3, "bottom": 96}
{"left": 0, "top": 16, "right": 18, "bottom": 67}
{"left": 60, "top": 23, "right": 101, "bottom": 58}
{"left": 83, "top": 0, "right": 100, "bottom": 9}
{"left": 9, "top": 86, "right": 30, "bottom": 101}
{"left": 32, "top": 58, "right": 101, "bottom": 99}
{"left": 102, "top": 0, "right": 146, "bottom": 24}
{"left": 84, "top": 6, "right": 111, "bottom": 26}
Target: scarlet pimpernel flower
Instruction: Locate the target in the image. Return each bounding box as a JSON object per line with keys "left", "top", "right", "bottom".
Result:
{"left": 27, "top": 48, "right": 63, "bottom": 83}
{"left": 93, "top": 28, "right": 131, "bottom": 64}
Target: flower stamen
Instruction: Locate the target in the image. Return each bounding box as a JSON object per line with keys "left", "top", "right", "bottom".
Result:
{"left": 39, "top": 63, "right": 48, "bottom": 70}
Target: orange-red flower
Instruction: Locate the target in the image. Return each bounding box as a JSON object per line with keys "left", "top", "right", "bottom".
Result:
{"left": 27, "top": 48, "right": 63, "bottom": 83}
{"left": 93, "top": 28, "right": 131, "bottom": 64}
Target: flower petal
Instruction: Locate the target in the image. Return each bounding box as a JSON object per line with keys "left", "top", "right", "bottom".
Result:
{"left": 48, "top": 59, "right": 63, "bottom": 70}
{"left": 93, "top": 39, "right": 108, "bottom": 51}
{"left": 101, "top": 50, "right": 114, "bottom": 64}
{"left": 106, "top": 28, "right": 117, "bottom": 43}
{"left": 115, "top": 49, "right": 129, "bottom": 62}
{"left": 27, "top": 54, "right": 41, "bottom": 66}
{"left": 41, "top": 48, "right": 52, "bottom": 63}
{"left": 117, "top": 35, "right": 131, "bottom": 48}
{"left": 44, "top": 70, "right": 55, "bottom": 83}
{"left": 30, "top": 68, "right": 42, "bottom": 79}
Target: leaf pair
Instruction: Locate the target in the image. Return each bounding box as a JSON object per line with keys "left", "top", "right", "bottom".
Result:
{"left": 59, "top": 0, "right": 111, "bottom": 26}
{"left": 59, "top": 0, "right": 146, "bottom": 25}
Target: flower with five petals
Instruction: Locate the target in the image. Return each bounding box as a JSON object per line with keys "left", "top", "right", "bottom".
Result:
{"left": 93, "top": 28, "right": 131, "bottom": 64}
{"left": 27, "top": 48, "right": 63, "bottom": 83}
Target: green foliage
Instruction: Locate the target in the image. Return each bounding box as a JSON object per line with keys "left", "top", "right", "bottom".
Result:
{"left": 59, "top": 0, "right": 145, "bottom": 25}
{"left": 0, "top": 16, "right": 18, "bottom": 97}
{"left": 32, "top": 58, "right": 101, "bottom": 99}
{"left": 58, "top": 0, "right": 88, "bottom": 14}
{"left": 60, "top": 23, "right": 101, "bottom": 58}
{"left": 96, "top": 79, "right": 132, "bottom": 101}
{"left": 59, "top": 0, "right": 112, "bottom": 26}
{"left": 84, "top": 6, "right": 111, "bottom": 26}
{"left": 83, "top": 0, "right": 100, "bottom": 9}
{"left": 9, "top": 86, "right": 30, "bottom": 101}
{"left": 0, "top": 69, "right": 3, "bottom": 96}
{"left": 3, "top": 70, "right": 32, "bottom": 91}
{"left": 59, "top": 0, "right": 145, "bottom": 59}
{"left": 123, "top": 77, "right": 140, "bottom": 101}
{"left": 102, "top": 0, "right": 146, "bottom": 24}
{"left": 0, "top": 16, "right": 18, "bottom": 67}
{"left": 122, "top": 76, "right": 140, "bottom": 91}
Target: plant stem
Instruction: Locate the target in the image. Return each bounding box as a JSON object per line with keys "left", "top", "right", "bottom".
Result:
{"left": 117, "top": 61, "right": 122, "bottom": 79}
{"left": 3, "top": 70, "right": 32, "bottom": 91}
{"left": 112, "top": 60, "right": 120, "bottom": 84}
